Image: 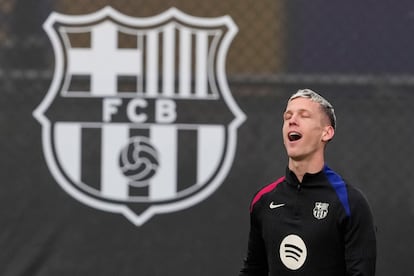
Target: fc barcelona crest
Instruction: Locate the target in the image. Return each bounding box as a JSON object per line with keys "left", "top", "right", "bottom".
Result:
{"left": 33, "top": 7, "right": 245, "bottom": 226}
{"left": 313, "top": 202, "right": 329, "bottom": 220}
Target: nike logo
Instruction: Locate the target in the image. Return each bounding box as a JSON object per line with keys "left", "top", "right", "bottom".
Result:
{"left": 269, "top": 202, "right": 285, "bottom": 209}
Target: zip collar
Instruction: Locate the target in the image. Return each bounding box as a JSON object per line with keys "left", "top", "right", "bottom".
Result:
{"left": 285, "top": 165, "right": 328, "bottom": 187}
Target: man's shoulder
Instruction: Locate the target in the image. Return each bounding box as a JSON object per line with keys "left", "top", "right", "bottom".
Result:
{"left": 249, "top": 176, "right": 286, "bottom": 212}
{"left": 323, "top": 165, "right": 372, "bottom": 216}
{"left": 323, "top": 166, "right": 369, "bottom": 198}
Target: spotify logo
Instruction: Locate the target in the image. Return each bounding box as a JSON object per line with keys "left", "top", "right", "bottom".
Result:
{"left": 279, "top": 234, "right": 307, "bottom": 270}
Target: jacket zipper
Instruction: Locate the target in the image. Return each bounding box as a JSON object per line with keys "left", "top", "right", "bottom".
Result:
{"left": 294, "top": 183, "right": 301, "bottom": 217}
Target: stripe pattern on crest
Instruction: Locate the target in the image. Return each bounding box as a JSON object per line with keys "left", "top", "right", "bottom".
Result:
{"left": 63, "top": 21, "right": 223, "bottom": 99}
{"left": 54, "top": 122, "right": 225, "bottom": 203}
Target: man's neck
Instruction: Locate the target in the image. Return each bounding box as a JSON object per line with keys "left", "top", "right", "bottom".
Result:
{"left": 288, "top": 157, "right": 325, "bottom": 182}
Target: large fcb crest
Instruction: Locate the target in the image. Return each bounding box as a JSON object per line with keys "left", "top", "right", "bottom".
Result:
{"left": 33, "top": 7, "right": 245, "bottom": 226}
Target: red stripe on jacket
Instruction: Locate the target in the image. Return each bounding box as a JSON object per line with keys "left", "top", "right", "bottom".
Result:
{"left": 250, "top": 176, "right": 285, "bottom": 212}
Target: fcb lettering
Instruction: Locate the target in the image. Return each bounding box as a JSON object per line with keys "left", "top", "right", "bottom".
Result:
{"left": 102, "top": 98, "right": 177, "bottom": 123}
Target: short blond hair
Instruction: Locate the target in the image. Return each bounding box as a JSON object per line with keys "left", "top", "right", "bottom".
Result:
{"left": 289, "top": 89, "right": 337, "bottom": 130}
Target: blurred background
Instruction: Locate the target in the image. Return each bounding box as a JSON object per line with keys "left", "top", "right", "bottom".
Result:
{"left": 1, "top": 0, "right": 413, "bottom": 275}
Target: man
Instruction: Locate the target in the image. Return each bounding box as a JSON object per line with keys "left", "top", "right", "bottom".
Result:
{"left": 239, "top": 89, "right": 376, "bottom": 275}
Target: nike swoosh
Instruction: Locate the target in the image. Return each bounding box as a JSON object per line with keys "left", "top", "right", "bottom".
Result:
{"left": 269, "top": 202, "right": 285, "bottom": 209}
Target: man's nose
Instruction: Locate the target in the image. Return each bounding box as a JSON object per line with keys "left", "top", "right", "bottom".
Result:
{"left": 288, "top": 114, "right": 298, "bottom": 125}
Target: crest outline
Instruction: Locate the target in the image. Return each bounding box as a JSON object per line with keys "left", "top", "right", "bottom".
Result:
{"left": 33, "top": 6, "right": 245, "bottom": 226}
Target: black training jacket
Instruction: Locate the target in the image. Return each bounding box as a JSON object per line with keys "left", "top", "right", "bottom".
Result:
{"left": 240, "top": 165, "right": 376, "bottom": 276}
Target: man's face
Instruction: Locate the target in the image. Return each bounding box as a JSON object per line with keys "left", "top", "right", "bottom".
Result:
{"left": 282, "top": 97, "right": 333, "bottom": 161}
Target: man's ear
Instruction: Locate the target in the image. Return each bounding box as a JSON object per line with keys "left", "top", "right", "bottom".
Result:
{"left": 322, "top": 126, "right": 335, "bottom": 142}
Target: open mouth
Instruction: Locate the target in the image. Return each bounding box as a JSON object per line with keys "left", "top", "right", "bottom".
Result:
{"left": 288, "top": 131, "right": 302, "bottom": 142}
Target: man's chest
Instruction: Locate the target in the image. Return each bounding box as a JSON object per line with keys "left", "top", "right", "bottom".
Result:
{"left": 259, "top": 186, "right": 344, "bottom": 245}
